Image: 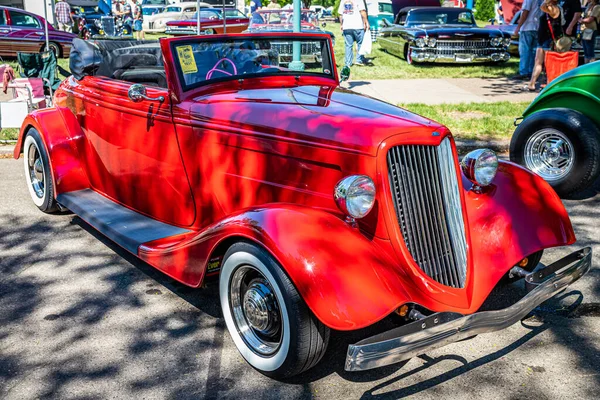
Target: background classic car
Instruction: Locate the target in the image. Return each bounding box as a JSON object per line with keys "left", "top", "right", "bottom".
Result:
{"left": 379, "top": 7, "right": 511, "bottom": 64}
{"left": 510, "top": 61, "right": 600, "bottom": 198}
{"left": 14, "top": 33, "right": 590, "bottom": 379}
{"left": 165, "top": 8, "right": 249, "bottom": 35}
{"left": 0, "top": 6, "right": 76, "bottom": 57}
{"left": 244, "top": 9, "right": 335, "bottom": 64}
{"left": 143, "top": 1, "right": 209, "bottom": 33}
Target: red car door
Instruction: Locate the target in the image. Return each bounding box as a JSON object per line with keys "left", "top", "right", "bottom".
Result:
{"left": 4, "top": 9, "right": 46, "bottom": 54}
{"left": 79, "top": 77, "right": 196, "bottom": 227}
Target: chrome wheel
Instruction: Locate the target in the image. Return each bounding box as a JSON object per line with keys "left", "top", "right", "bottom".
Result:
{"left": 27, "top": 142, "right": 45, "bottom": 199}
{"left": 524, "top": 129, "right": 574, "bottom": 181}
{"left": 229, "top": 265, "right": 282, "bottom": 356}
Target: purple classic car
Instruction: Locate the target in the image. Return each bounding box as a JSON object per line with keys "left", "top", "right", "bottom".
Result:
{"left": 0, "top": 6, "right": 77, "bottom": 58}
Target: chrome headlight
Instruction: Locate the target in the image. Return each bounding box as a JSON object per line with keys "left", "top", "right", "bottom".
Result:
{"left": 415, "top": 37, "right": 426, "bottom": 48}
{"left": 427, "top": 37, "right": 437, "bottom": 47}
{"left": 503, "top": 37, "right": 511, "bottom": 46}
{"left": 461, "top": 149, "right": 498, "bottom": 187}
{"left": 94, "top": 19, "right": 102, "bottom": 28}
{"left": 334, "top": 175, "right": 376, "bottom": 219}
{"left": 490, "top": 37, "right": 503, "bottom": 47}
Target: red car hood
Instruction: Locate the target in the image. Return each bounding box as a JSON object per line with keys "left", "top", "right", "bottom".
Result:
{"left": 189, "top": 85, "right": 441, "bottom": 156}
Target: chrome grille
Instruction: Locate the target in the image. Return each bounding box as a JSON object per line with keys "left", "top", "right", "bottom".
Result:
{"left": 435, "top": 39, "right": 490, "bottom": 57}
{"left": 101, "top": 16, "right": 116, "bottom": 36}
{"left": 387, "top": 137, "right": 468, "bottom": 288}
{"left": 271, "top": 41, "right": 320, "bottom": 55}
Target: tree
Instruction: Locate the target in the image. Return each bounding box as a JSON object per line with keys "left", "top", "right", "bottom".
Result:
{"left": 475, "top": 0, "right": 496, "bottom": 22}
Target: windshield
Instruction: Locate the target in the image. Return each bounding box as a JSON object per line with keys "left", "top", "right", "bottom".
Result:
{"left": 165, "top": 6, "right": 181, "bottom": 12}
{"left": 142, "top": 7, "right": 164, "bottom": 16}
{"left": 406, "top": 10, "right": 475, "bottom": 26}
{"left": 251, "top": 10, "right": 318, "bottom": 26}
{"left": 195, "top": 10, "right": 221, "bottom": 19}
{"left": 172, "top": 36, "right": 333, "bottom": 91}
{"left": 379, "top": 3, "right": 393, "bottom": 14}
{"left": 142, "top": 0, "right": 166, "bottom": 4}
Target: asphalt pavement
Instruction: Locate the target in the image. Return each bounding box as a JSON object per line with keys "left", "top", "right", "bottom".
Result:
{"left": 1, "top": 157, "right": 600, "bottom": 400}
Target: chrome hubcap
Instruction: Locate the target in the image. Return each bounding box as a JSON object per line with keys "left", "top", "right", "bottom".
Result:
{"left": 230, "top": 266, "right": 282, "bottom": 356}
{"left": 524, "top": 129, "right": 574, "bottom": 181}
{"left": 27, "top": 143, "right": 45, "bottom": 198}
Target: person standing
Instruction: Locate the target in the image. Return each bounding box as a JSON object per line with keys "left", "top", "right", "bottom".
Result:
{"left": 580, "top": 0, "right": 600, "bottom": 63}
{"left": 133, "top": 0, "right": 145, "bottom": 40}
{"left": 514, "top": 0, "right": 543, "bottom": 79}
{"left": 250, "top": 0, "right": 263, "bottom": 13}
{"left": 561, "top": 0, "right": 582, "bottom": 37}
{"left": 338, "top": 0, "right": 369, "bottom": 67}
{"left": 55, "top": 0, "right": 74, "bottom": 33}
{"left": 525, "top": 0, "right": 564, "bottom": 91}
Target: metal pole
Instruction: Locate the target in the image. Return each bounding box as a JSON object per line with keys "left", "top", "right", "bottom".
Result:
{"left": 288, "top": 0, "right": 304, "bottom": 71}
{"left": 44, "top": 1, "right": 50, "bottom": 53}
{"left": 222, "top": 0, "right": 226, "bottom": 34}
{"left": 197, "top": 0, "right": 201, "bottom": 34}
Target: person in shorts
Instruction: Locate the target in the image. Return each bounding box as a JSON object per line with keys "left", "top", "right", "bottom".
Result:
{"left": 55, "top": 0, "right": 73, "bottom": 33}
{"left": 133, "top": 0, "right": 145, "bottom": 40}
{"left": 579, "top": 0, "right": 600, "bottom": 63}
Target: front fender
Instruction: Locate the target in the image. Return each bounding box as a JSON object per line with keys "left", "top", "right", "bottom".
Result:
{"left": 463, "top": 161, "right": 575, "bottom": 311}
{"left": 523, "top": 88, "right": 600, "bottom": 128}
{"left": 15, "top": 107, "right": 90, "bottom": 195}
{"left": 138, "top": 205, "right": 411, "bottom": 331}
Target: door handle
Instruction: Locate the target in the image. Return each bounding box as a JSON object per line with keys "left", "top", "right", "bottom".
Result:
{"left": 128, "top": 83, "right": 164, "bottom": 103}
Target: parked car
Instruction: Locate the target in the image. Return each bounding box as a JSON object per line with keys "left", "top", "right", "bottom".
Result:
{"left": 510, "top": 62, "right": 600, "bottom": 198}
{"left": 142, "top": 5, "right": 167, "bottom": 18}
{"left": 165, "top": 8, "right": 249, "bottom": 35}
{"left": 379, "top": 7, "right": 511, "bottom": 64}
{"left": 487, "top": 10, "right": 600, "bottom": 60}
{"left": 244, "top": 9, "right": 335, "bottom": 64}
{"left": 144, "top": 1, "right": 208, "bottom": 33}
{"left": 367, "top": 0, "right": 395, "bottom": 41}
{"left": 69, "top": 0, "right": 106, "bottom": 40}
{"left": 15, "top": 33, "right": 591, "bottom": 378}
{"left": 0, "top": 6, "right": 76, "bottom": 58}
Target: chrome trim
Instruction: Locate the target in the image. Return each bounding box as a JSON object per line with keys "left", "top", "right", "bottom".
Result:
{"left": 387, "top": 138, "right": 467, "bottom": 288}
{"left": 345, "top": 247, "right": 592, "bottom": 372}
{"left": 524, "top": 128, "right": 575, "bottom": 182}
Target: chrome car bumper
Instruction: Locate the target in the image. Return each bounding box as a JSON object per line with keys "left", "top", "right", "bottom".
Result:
{"left": 345, "top": 247, "right": 591, "bottom": 372}
{"left": 165, "top": 28, "right": 204, "bottom": 36}
{"left": 410, "top": 49, "right": 510, "bottom": 63}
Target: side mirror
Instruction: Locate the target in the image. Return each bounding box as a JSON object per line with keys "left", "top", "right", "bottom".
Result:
{"left": 381, "top": 18, "right": 391, "bottom": 27}
{"left": 488, "top": 18, "right": 496, "bottom": 25}
{"left": 128, "top": 84, "right": 165, "bottom": 103}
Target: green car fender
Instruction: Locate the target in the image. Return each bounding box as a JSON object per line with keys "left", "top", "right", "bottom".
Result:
{"left": 521, "top": 63, "right": 600, "bottom": 128}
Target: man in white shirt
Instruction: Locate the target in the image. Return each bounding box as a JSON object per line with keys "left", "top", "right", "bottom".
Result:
{"left": 515, "top": 0, "right": 543, "bottom": 79}
{"left": 338, "top": 0, "right": 369, "bottom": 66}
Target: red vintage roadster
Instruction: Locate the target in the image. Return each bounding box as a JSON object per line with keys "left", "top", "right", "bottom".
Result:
{"left": 14, "top": 33, "right": 591, "bottom": 378}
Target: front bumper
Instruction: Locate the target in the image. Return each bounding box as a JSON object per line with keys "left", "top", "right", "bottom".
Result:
{"left": 345, "top": 247, "right": 591, "bottom": 372}
{"left": 411, "top": 48, "right": 510, "bottom": 64}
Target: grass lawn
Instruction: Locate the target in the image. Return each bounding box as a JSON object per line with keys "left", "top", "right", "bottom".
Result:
{"left": 400, "top": 102, "right": 529, "bottom": 140}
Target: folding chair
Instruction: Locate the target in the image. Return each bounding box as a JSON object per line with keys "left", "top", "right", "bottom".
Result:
{"left": 16, "top": 50, "right": 61, "bottom": 104}
{"left": 0, "top": 64, "right": 47, "bottom": 130}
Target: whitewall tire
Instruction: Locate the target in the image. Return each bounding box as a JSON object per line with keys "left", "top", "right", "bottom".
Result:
{"left": 219, "top": 242, "right": 329, "bottom": 379}
{"left": 23, "top": 129, "right": 58, "bottom": 213}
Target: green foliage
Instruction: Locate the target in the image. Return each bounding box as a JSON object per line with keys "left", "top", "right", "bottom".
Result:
{"left": 332, "top": 0, "right": 341, "bottom": 17}
{"left": 475, "top": 0, "right": 496, "bottom": 22}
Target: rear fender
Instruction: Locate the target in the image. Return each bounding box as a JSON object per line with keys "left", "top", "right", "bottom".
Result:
{"left": 139, "top": 205, "right": 411, "bottom": 331}
{"left": 14, "top": 107, "right": 90, "bottom": 195}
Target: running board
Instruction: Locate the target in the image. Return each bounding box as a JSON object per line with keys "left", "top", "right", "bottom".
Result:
{"left": 57, "top": 189, "right": 191, "bottom": 254}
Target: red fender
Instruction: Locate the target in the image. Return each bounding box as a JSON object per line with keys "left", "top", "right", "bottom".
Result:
{"left": 138, "top": 205, "right": 412, "bottom": 331}
{"left": 14, "top": 107, "right": 90, "bottom": 195}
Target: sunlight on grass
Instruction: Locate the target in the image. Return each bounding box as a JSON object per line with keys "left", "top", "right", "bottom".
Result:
{"left": 400, "top": 102, "right": 529, "bottom": 140}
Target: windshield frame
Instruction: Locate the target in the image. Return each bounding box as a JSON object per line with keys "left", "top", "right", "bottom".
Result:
{"left": 167, "top": 33, "right": 336, "bottom": 93}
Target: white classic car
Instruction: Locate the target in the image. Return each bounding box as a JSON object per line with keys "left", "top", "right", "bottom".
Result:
{"left": 143, "top": 1, "right": 210, "bottom": 33}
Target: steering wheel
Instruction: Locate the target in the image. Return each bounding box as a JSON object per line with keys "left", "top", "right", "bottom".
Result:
{"left": 206, "top": 58, "right": 238, "bottom": 80}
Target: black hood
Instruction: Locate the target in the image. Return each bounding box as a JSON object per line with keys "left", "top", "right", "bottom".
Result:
{"left": 412, "top": 26, "right": 508, "bottom": 38}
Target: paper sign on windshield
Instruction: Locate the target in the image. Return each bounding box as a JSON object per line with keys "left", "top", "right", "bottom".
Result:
{"left": 176, "top": 45, "right": 198, "bottom": 74}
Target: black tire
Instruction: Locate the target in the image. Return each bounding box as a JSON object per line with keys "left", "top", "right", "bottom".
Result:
{"left": 510, "top": 108, "right": 600, "bottom": 198}
{"left": 219, "top": 241, "right": 329, "bottom": 379}
{"left": 44, "top": 42, "right": 61, "bottom": 58}
{"left": 503, "top": 250, "right": 544, "bottom": 284}
{"left": 22, "top": 129, "right": 59, "bottom": 213}
{"left": 404, "top": 45, "right": 413, "bottom": 65}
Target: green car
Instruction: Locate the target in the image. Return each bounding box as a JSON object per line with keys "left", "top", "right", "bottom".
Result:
{"left": 510, "top": 62, "right": 600, "bottom": 198}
